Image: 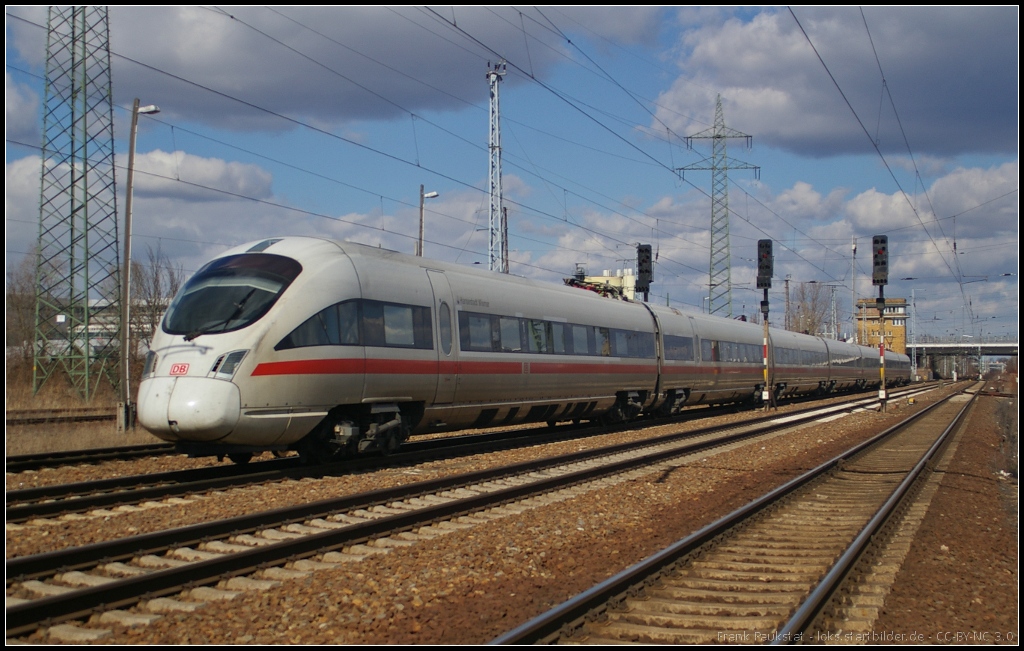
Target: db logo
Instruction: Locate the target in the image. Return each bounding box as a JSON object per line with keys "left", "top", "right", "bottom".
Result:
{"left": 170, "top": 363, "right": 190, "bottom": 376}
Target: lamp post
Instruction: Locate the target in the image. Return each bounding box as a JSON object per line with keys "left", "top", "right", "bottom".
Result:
{"left": 121, "top": 98, "right": 160, "bottom": 431}
{"left": 417, "top": 185, "right": 439, "bottom": 257}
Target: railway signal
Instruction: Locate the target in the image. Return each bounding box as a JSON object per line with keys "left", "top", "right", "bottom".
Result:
{"left": 872, "top": 235, "right": 889, "bottom": 410}
{"left": 756, "top": 240, "right": 773, "bottom": 289}
{"left": 756, "top": 239, "right": 774, "bottom": 410}
{"left": 872, "top": 235, "right": 888, "bottom": 286}
{"left": 636, "top": 244, "right": 652, "bottom": 300}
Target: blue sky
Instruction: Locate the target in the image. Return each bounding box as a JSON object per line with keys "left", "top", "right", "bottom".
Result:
{"left": 6, "top": 6, "right": 1019, "bottom": 341}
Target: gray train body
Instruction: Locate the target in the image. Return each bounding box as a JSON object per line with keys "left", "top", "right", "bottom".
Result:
{"left": 137, "top": 237, "right": 910, "bottom": 462}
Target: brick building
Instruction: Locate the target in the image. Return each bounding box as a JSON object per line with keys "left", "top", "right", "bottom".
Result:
{"left": 855, "top": 297, "right": 907, "bottom": 354}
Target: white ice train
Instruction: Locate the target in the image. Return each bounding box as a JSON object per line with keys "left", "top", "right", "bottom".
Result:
{"left": 137, "top": 237, "right": 910, "bottom": 463}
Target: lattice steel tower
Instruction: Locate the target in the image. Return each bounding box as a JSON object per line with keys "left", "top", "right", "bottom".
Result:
{"left": 681, "top": 95, "right": 758, "bottom": 318}
{"left": 487, "top": 61, "right": 507, "bottom": 273}
{"left": 33, "top": 6, "right": 122, "bottom": 399}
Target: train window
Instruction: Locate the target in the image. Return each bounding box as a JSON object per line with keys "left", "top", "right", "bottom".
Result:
{"left": 499, "top": 317, "right": 522, "bottom": 352}
{"left": 459, "top": 311, "right": 509, "bottom": 352}
{"left": 550, "top": 323, "right": 566, "bottom": 354}
{"left": 571, "top": 325, "right": 590, "bottom": 356}
{"left": 639, "top": 332, "right": 656, "bottom": 358}
{"left": 276, "top": 299, "right": 430, "bottom": 351}
{"left": 439, "top": 302, "right": 452, "bottom": 355}
{"left": 361, "top": 301, "right": 386, "bottom": 347}
{"left": 664, "top": 335, "right": 693, "bottom": 361}
{"left": 163, "top": 253, "right": 302, "bottom": 338}
{"left": 597, "top": 328, "right": 611, "bottom": 357}
{"left": 276, "top": 305, "right": 341, "bottom": 349}
{"left": 383, "top": 304, "right": 415, "bottom": 346}
{"left": 700, "top": 339, "right": 720, "bottom": 362}
{"left": 612, "top": 330, "right": 629, "bottom": 357}
{"left": 462, "top": 313, "right": 494, "bottom": 351}
{"left": 339, "top": 301, "right": 359, "bottom": 345}
{"left": 526, "top": 320, "right": 550, "bottom": 354}
{"left": 721, "top": 341, "right": 735, "bottom": 362}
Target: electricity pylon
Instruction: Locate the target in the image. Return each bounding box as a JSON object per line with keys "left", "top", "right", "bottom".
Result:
{"left": 33, "top": 6, "right": 122, "bottom": 400}
{"left": 680, "top": 95, "right": 759, "bottom": 318}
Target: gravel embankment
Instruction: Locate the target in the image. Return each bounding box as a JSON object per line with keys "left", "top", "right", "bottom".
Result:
{"left": 10, "top": 383, "right": 1016, "bottom": 645}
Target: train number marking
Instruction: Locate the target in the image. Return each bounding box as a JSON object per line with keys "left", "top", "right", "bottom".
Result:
{"left": 170, "top": 363, "right": 190, "bottom": 376}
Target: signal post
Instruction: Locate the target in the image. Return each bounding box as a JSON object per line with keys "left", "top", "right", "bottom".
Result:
{"left": 872, "top": 235, "right": 888, "bottom": 411}
{"left": 757, "top": 240, "right": 775, "bottom": 410}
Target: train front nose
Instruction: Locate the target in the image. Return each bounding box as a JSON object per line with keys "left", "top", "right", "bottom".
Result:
{"left": 138, "top": 377, "right": 241, "bottom": 441}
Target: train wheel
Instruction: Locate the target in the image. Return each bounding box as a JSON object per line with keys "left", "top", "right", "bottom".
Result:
{"left": 228, "top": 452, "right": 253, "bottom": 464}
{"left": 380, "top": 430, "right": 402, "bottom": 455}
{"left": 296, "top": 432, "right": 335, "bottom": 465}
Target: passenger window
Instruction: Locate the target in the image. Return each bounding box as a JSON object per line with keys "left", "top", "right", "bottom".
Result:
{"left": 613, "top": 331, "right": 629, "bottom": 357}
{"left": 339, "top": 301, "right": 359, "bottom": 344}
{"left": 500, "top": 317, "right": 522, "bottom": 352}
{"left": 383, "top": 304, "right": 415, "bottom": 347}
{"left": 551, "top": 323, "right": 565, "bottom": 354}
{"left": 466, "top": 314, "right": 493, "bottom": 351}
{"left": 526, "top": 320, "right": 549, "bottom": 353}
{"left": 362, "top": 301, "right": 386, "bottom": 347}
{"left": 571, "top": 325, "right": 589, "bottom": 356}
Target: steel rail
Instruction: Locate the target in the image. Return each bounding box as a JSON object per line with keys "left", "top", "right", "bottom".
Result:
{"left": 5, "top": 390, "right": 918, "bottom": 637}
{"left": 490, "top": 392, "right": 959, "bottom": 645}
{"left": 7, "top": 388, "right": 913, "bottom": 523}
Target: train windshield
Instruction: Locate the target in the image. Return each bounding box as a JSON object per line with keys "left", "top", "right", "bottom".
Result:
{"left": 162, "top": 253, "right": 302, "bottom": 340}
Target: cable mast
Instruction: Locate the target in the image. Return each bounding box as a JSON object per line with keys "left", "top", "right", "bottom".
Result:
{"left": 680, "top": 95, "right": 759, "bottom": 318}
{"left": 33, "top": 6, "right": 122, "bottom": 400}
{"left": 487, "top": 61, "right": 507, "bottom": 273}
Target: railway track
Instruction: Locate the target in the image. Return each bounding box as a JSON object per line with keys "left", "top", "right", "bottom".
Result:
{"left": 5, "top": 386, "right": 938, "bottom": 639}
{"left": 6, "top": 408, "right": 116, "bottom": 426}
{"left": 5, "top": 387, "right": 930, "bottom": 524}
{"left": 7, "top": 385, "right": 941, "bottom": 474}
{"left": 5, "top": 444, "right": 178, "bottom": 474}
{"left": 492, "top": 387, "right": 978, "bottom": 644}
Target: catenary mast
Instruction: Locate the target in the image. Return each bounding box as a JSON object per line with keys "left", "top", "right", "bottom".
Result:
{"left": 33, "top": 6, "right": 121, "bottom": 400}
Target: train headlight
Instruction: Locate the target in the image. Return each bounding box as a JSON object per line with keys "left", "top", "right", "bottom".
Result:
{"left": 143, "top": 351, "right": 158, "bottom": 378}
{"left": 209, "top": 350, "right": 248, "bottom": 380}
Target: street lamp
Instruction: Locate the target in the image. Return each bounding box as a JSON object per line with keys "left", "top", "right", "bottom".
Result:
{"left": 121, "top": 98, "right": 160, "bottom": 431}
{"left": 417, "top": 185, "right": 440, "bottom": 257}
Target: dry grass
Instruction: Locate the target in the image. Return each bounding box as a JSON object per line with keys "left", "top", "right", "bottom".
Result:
{"left": 5, "top": 359, "right": 118, "bottom": 411}
{"left": 6, "top": 421, "right": 163, "bottom": 456}
{"left": 5, "top": 359, "right": 161, "bottom": 456}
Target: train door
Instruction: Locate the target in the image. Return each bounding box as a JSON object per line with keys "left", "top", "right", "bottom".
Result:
{"left": 426, "top": 270, "right": 458, "bottom": 404}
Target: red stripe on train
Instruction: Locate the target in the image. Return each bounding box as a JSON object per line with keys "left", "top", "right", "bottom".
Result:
{"left": 251, "top": 358, "right": 656, "bottom": 377}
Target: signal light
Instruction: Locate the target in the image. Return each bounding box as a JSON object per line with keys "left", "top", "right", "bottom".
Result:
{"left": 872, "top": 235, "right": 888, "bottom": 286}
{"left": 757, "top": 240, "right": 773, "bottom": 289}
{"left": 636, "top": 244, "right": 652, "bottom": 293}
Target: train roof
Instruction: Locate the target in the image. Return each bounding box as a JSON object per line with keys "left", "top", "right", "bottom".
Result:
{"left": 216, "top": 236, "right": 910, "bottom": 361}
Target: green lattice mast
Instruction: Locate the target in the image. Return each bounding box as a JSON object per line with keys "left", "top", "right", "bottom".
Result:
{"left": 681, "top": 95, "right": 759, "bottom": 318}
{"left": 33, "top": 6, "right": 122, "bottom": 400}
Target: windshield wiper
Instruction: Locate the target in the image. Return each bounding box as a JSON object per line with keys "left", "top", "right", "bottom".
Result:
{"left": 183, "top": 289, "right": 257, "bottom": 342}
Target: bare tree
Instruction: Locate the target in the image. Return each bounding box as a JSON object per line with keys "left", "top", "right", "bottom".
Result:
{"left": 130, "top": 244, "right": 184, "bottom": 357}
{"left": 788, "top": 282, "right": 829, "bottom": 335}
{"left": 5, "top": 254, "right": 36, "bottom": 362}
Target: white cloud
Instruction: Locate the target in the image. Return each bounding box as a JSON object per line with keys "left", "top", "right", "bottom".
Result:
{"left": 655, "top": 7, "right": 1018, "bottom": 156}
{"left": 5, "top": 73, "right": 39, "bottom": 144}
{"left": 132, "top": 150, "right": 273, "bottom": 201}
